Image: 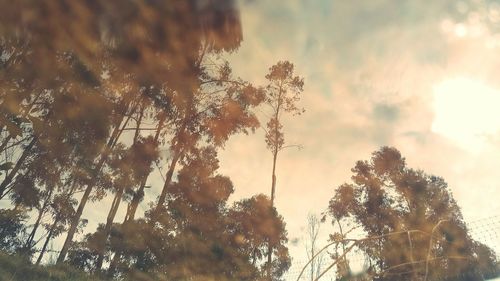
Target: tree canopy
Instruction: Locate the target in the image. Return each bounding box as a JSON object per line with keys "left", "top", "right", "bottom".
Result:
{"left": 0, "top": 1, "right": 293, "bottom": 280}
{"left": 326, "top": 147, "right": 498, "bottom": 281}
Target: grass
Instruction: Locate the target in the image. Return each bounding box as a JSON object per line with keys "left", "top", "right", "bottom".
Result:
{"left": 0, "top": 252, "right": 106, "bottom": 281}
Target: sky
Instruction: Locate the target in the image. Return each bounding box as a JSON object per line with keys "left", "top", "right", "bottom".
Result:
{"left": 211, "top": 0, "right": 500, "bottom": 272}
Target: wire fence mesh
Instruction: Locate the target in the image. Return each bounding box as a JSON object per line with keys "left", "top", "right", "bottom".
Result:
{"left": 283, "top": 215, "right": 500, "bottom": 281}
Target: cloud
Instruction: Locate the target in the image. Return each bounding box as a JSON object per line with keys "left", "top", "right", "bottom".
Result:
{"left": 217, "top": 0, "right": 500, "bottom": 265}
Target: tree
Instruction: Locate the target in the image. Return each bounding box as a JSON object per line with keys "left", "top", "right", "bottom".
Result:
{"left": 94, "top": 135, "right": 159, "bottom": 270}
{"left": 262, "top": 60, "right": 304, "bottom": 280}
{"left": 92, "top": 147, "right": 290, "bottom": 281}
{"left": 36, "top": 193, "right": 77, "bottom": 265}
{"left": 0, "top": 209, "right": 26, "bottom": 254}
{"left": 51, "top": 0, "right": 249, "bottom": 264}
{"left": 229, "top": 195, "right": 291, "bottom": 281}
{"left": 146, "top": 146, "right": 247, "bottom": 281}
{"left": 151, "top": 57, "right": 263, "bottom": 218}
{"left": 304, "top": 213, "right": 325, "bottom": 281}
{"left": 263, "top": 61, "right": 305, "bottom": 206}
{"left": 326, "top": 147, "right": 498, "bottom": 281}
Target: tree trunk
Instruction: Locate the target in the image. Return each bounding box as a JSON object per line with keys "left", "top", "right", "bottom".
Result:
{"left": 0, "top": 135, "right": 12, "bottom": 153}
{"left": 124, "top": 115, "right": 164, "bottom": 222}
{"left": 56, "top": 117, "right": 132, "bottom": 263}
{"left": 56, "top": 183, "right": 93, "bottom": 264}
{"left": 155, "top": 147, "right": 182, "bottom": 214}
{"left": 154, "top": 114, "right": 189, "bottom": 215}
{"left": 36, "top": 216, "right": 58, "bottom": 265}
{"left": 95, "top": 109, "right": 145, "bottom": 270}
{"left": 95, "top": 185, "right": 124, "bottom": 269}
{"left": 25, "top": 187, "right": 54, "bottom": 249}
{"left": 270, "top": 149, "right": 278, "bottom": 206}
{"left": 267, "top": 148, "right": 278, "bottom": 280}
{"left": 0, "top": 137, "right": 36, "bottom": 198}
{"left": 109, "top": 116, "right": 166, "bottom": 275}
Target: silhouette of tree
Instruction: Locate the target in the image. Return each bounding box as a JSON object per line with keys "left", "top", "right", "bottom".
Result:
{"left": 262, "top": 60, "right": 304, "bottom": 280}
{"left": 229, "top": 194, "right": 291, "bottom": 281}
{"left": 151, "top": 57, "right": 263, "bottom": 218}
{"left": 36, "top": 193, "right": 77, "bottom": 265}
{"left": 304, "top": 213, "right": 325, "bottom": 281}
{"left": 0, "top": 209, "right": 26, "bottom": 254}
{"left": 326, "top": 147, "right": 498, "bottom": 281}
{"left": 83, "top": 147, "right": 291, "bottom": 281}
{"left": 263, "top": 61, "right": 305, "bottom": 206}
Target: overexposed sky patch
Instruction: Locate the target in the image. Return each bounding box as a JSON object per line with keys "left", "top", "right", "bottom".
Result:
{"left": 432, "top": 77, "right": 500, "bottom": 152}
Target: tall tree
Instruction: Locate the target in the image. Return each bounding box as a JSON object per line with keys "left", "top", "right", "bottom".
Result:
{"left": 55, "top": 0, "right": 250, "bottom": 260}
{"left": 262, "top": 61, "right": 304, "bottom": 279}
{"left": 83, "top": 147, "right": 290, "bottom": 281}
{"left": 94, "top": 135, "right": 159, "bottom": 270}
{"left": 263, "top": 61, "right": 305, "bottom": 206}
{"left": 229, "top": 194, "right": 291, "bottom": 281}
{"left": 151, "top": 58, "right": 263, "bottom": 215}
{"left": 326, "top": 147, "right": 498, "bottom": 281}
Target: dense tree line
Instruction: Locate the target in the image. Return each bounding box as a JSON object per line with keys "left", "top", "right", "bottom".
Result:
{"left": 0, "top": 1, "right": 294, "bottom": 280}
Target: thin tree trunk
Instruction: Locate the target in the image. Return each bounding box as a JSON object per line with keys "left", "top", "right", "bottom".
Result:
{"left": 0, "top": 135, "right": 12, "bottom": 153}
{"left": 153, "top": 109, "right": 191, "bottom": 214}
{"left": 56, "top": 182, "right": 93, "bottom": 264}
{"left": 142, "top": 88, "right": 196, "bottom": 218}
{"left": 108, "top": 117, "right": 166, "bottom": 275}
{"left": 154, "top": 146, "right": 182, "bottom": 214}
{"left": 25, "top": 187, "right": 54, "bottom": 249}
{"left": 124, "top": 116, "right": 165, "bottom": 222}
{"left": 95, "top": 108, "right": 145, "bottom": 270}
{"left": 0, "top": 137, "right": 36, "bottom": 198}
{"left": 36, "top": 216, "right": 58, "bottom": 265}
{"left": 95, "top": 185, "right": 124, "bottom": 269}
{"left": 267, "top": 148, "right": 278, "bottom": 280}
{"left": 267, "top": 106, "right": 281, "bottom": 280}
{"left": 270, "top": 149, "right": 278, "bottom": 206}
{"left": 39, "top": 180, "right": 78, "bottom": 265}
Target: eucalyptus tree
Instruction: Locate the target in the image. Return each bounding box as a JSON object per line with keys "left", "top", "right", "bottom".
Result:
{"left": 48, "top": 0, "right": 245, "bottom": 263}
{"left": 228, "top": 194, "right": 291, "bottom": 281}
{"left": 94, "top": 135, "right": 159, "bottom": 270}
{"left": 326, "top": 147, "right": 498, "bottom": 281}
{"left": 0, "top": 46, "right": 116, "bottom": 263}
{"left": 262, "top": 61, "right": 304, "bottom": 279}
{"left": 93, "top": 146, "right": 291, "bottom": 281}
{"left": 151, "top": 58, "right": 263, "bottom": 218}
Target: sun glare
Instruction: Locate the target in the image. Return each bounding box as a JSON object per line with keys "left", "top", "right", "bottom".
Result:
{"left": 432, "top": 77, "right": 500, "bottom": 152}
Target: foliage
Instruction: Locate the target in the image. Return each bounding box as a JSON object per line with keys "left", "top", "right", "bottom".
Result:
{"left": 326, "top": 147, "right": 498, "bottom": 281}
{"left": 0, "top": 209, "right": 26, "bottom": 254}
{"left": 67, "top": 147, "right": 291, "bottom": 281}
{"left": 263, "top": 61, "right": 305, "bottom": 154}
{"left": 0, "top": 1, "right": 297, "bottom": 280}
{"left": 0, "top": 251, "right": 106, "bottom": 281}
